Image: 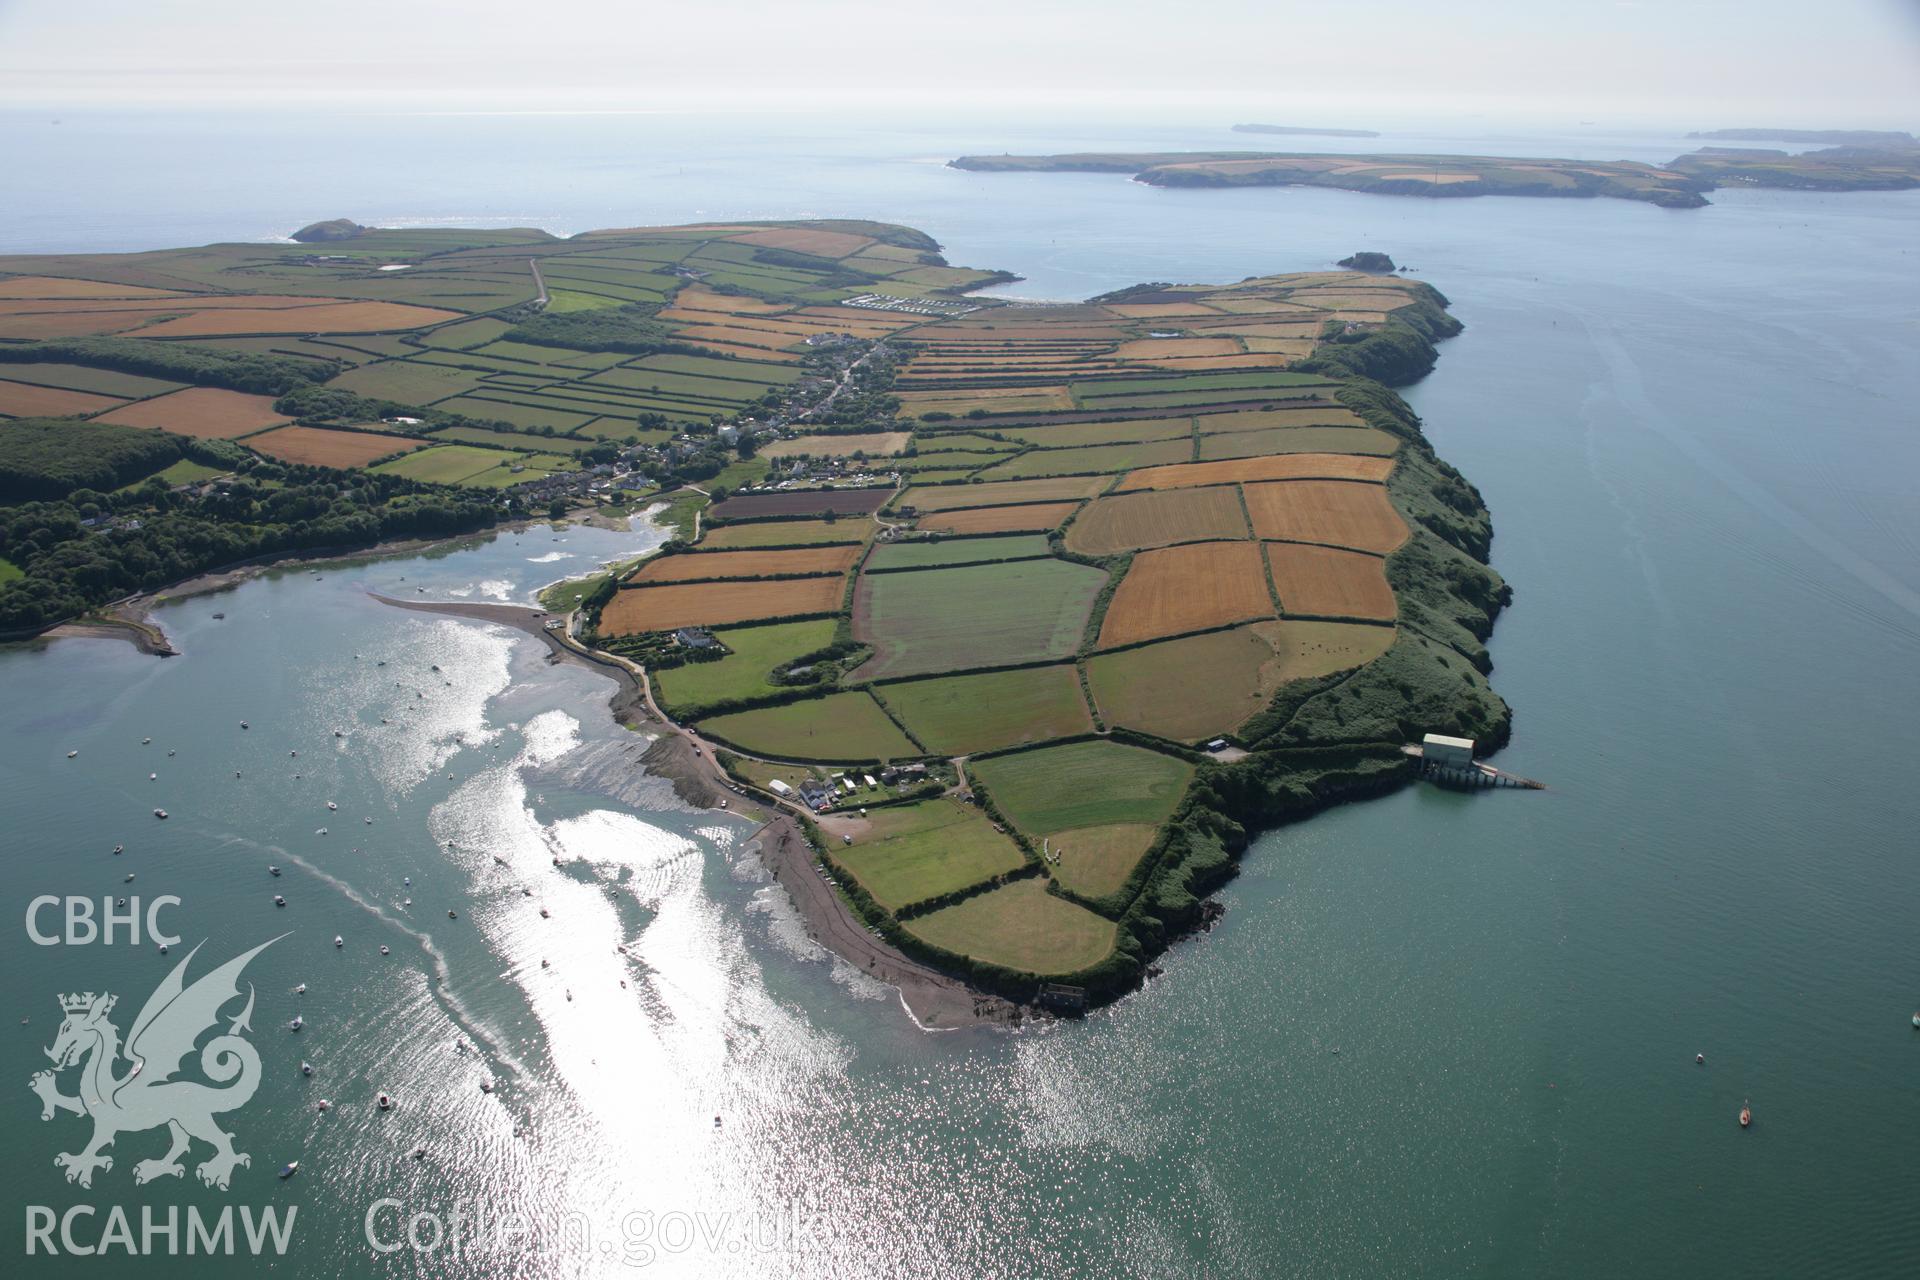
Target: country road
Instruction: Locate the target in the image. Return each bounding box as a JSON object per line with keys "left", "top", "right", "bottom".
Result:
{"left": 529, "top": 257, "right": 548, "bottom": 307}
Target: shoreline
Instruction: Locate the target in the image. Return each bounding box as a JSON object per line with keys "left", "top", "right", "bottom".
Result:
{"left": 20, "top": 508, "right": 647, "bottom": 659}
{"left": 378, "top": 593, "right": 1026, "bottom": 1028}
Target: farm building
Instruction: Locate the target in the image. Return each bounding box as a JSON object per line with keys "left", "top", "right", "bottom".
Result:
{"left": 767, "top": 779, "right": 794, "bottom": 798}
{"left": 1422, "top": 734, "right": 1476, "bottom": 769}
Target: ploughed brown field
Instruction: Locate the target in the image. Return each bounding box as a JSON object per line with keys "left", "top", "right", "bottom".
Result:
{"left": 1242, "top": 480, "right": 1409, "bottom": 553}
{"left": 1097, "top": 541, "right": 1275, "bottom": 648}
{"left": 91, "top": 387, "right": 289, "bottom": 439}
{"left": 0, "top": 379, "right": 124, "bottom": 418}
{"left": 1064, "top": 485, "right": 1249, "bottom": 556}
{"left": 242, "top": 425, "right": 421, "bottom": 468}
{"left": 598, "top": 576, "right": 846, "bottom": 634}
{"left": 1117, "top": 452, "right": 1395, "bottom": 491}
{"left": 1264, "top": 542, "right": 1397, "bottom": 620}
{"left": 915, "top": 501, "right": 1082, "bottom": 535}
{"left": 627, "top": 545, "right": 861, "bottom": 583}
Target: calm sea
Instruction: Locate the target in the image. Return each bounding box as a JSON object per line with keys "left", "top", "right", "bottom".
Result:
{"left": 2, "top": 111, "right": 1917, "bottom": 1277}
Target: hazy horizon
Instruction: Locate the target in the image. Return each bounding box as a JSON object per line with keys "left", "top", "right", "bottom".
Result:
{"left": 2, "top": 0, "right": 1917, "bottom": 127}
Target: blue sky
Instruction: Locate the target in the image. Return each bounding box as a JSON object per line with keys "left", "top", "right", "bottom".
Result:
{"left": 1, "top": 0, "right": 1915, "bottom": 125}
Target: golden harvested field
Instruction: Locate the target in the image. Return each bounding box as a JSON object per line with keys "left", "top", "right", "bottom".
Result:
{"left": 599, "top": 576, "right": 845, "bottom": 634}
{"left": 0, "top": 294, "right": 327, "bottom": 318}
{"left": 1238, "top": 338, "right": 1316, "bottom": 358}
{"left": 627, "top": 545, "right": 859, "bottom": 583}
{"left": 669, "top": 287, "right": 793, "bottom": 315}
{"left": 904, "top": 877, "right": 1116, "bottom": 976}
{"left": 92, "top": 387, "right": 289, "bottom": 438}
{"left": 1118, "top": 452, "right": 1395, "bottom": 491}
{"left": 1198, "top": 426, "right": 1401, "bottom": 460}
{"left": 673, "top": 324, "right": 806, "bottom": 351}
{"left": 1046, "top": 824, "right": 1160, "bottom": 898}
{"left": 689, "top": 340, "right": 800, "bottom": 363}
{"left": 1243, "top": 481, "right": 1409, "bottom": 553}
{"left": 902, "top": 476, "right": 1107, "bottom": 512}
{"left": 1265, "top": 543, "right": 1397, "bottom": 619}
{"left": 0, "top": 311, "right": 142, "bottom": 338}
{"left": 0, "top": 379, "right": 125, "bottom": 417}
{"left": 731, "top": 227, "right": 874, "bottom": 258}
{"left": 1098, "top": 541, "right": 1275, "bottom": 648}
{"left": 1065, "top": 485, "right": 1249, "bottom": 556}
{"left": 0, "top": 276, "right": 184, "bottom": 300}
{"left": 760, "top": 432, "right": 911, "bottom": 459}
{"left": 244, "top": 425, "right": 420, "bottom": 467}
{"left": 1267, "top": 619, "right": 1397, "bottom": 680}
{"left": 1114, "top": 337, "right": 1242, "bottom": 360}
{"left": 916, "top": 501, "right": 1081, "bottom": 534}
{"left": 1106, "top": 302, "right": 1224, "bottom": 318}
{"left": 1203, "top": 297, "right": 1321, "bottom": 315}
{"left": 133, "top": 300, "right": 463, "bottom": 337}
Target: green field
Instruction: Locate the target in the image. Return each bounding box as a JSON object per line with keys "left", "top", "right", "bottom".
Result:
{"left": 0, "top": 361, "right": 184, "bottom": 399}
{"left": 1086, "top": 625, "right": 1284, "bottom": 742}
{"left": 545, "top": 289, "right": 625, "bottom": 313}
{"left": 0, "top": 556, "right": 25, "bottom": 585}
{"left": 115, "top": 458, "right": 225, "bottom": 491}
{"left": 829, "top": 798, "right": 1027, "bottom": 909}
{"left": 880, "top": 665, "right": 1092, "bottom": 755}
{"left": 976, "top": 438, "right": 1193, "bottom": 480}
{"left": 997, "top": 418, "right": 1193, "bottom": 448}
{"left": 968, "top": 739, "right": 1195, "bottom": 835}
{"left": 904, "top": 877, "right": 1116, "bottom": 975}
{"left": 371, "top": 444, "right": 514, "bottom": 485}
{"left": 430, "top": 425, "right": 595, "bottom": 454}
{"left": 850, "top": 558, "right": 1107, "bottom": 681}
{"left": 653, "top": 619, "right": 838, "bottom": 711}
{"left": 1070, "top": 371, "right": 1332, "bottom": 399}
{"left": 864, "top": 533, "right": 1052, "bottom": 572}
{"left": 1196, "top": 425, "right": 1400, "bottom": 460}
{"left": 633, "top": 353, "right": 799, "bottom": 385}
{"left": 697, "top": 690, "right": 920, "bottom": 762}
{"left": 329, "top": 359, "right": 490, "bottom": 405}
{"left": 416, "top": 317, "right": 513, "bottom": 350}
{"left": 433, "top": 396, "right": 596, "bottom": 432}
{"left": 699, "top": 518, "right": 865, "bottom": 549}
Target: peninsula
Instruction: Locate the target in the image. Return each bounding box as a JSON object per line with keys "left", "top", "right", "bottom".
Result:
{"left": 951, "top": 144, "right": 1920, "bottom": 206}
{"left": 1686, "top": 128, "right": 1916, "bottom": 146}
{"left": 0, "top": 220, "right": 1507, "bottom": 1011}
{"left": 1232, "top": 124, "right": 1381, "bottom": 138}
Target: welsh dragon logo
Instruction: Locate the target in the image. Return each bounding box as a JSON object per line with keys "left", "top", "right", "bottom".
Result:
{"left": 30, "top": 936, "right": 282, "bottom": 1190}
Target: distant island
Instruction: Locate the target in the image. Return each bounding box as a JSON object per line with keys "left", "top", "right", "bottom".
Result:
{"left": 953, "top": 151, "right": 1713, "bottom": 208}
{"left": 1687, "top": 128, "right": 1916, "bottom": 147}
{"left": 1233, "top": 124, "right": 1381, "bottom": 139}
{"left": 290, "top": 218, "right": 368, "bottom": 243}
{"left": 1338, "top": 252, "right": 1396, "bottom": 273}
{"left": 951, "top": 143, "right": 1920, "bottom": 207}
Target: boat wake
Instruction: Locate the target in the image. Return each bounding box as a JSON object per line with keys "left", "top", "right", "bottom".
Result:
{"left": 216, "top": 833, "right": 531, "bottom": 1083}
